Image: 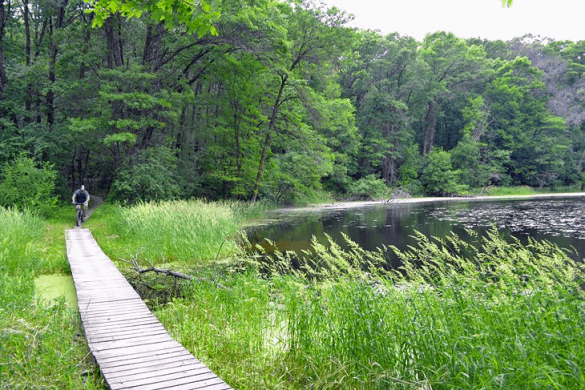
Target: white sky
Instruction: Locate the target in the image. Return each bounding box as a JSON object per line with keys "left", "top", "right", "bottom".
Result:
{"left": 320, "top": 0, "right": 585, "bottom": 42}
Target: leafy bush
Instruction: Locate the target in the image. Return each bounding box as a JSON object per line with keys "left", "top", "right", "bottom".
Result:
{"left": 348, "top": 174, "right": 388, "bottom": 200}
{"left": 421, "top": 149, "right": 467, "bottom": 196}
{"left": 0, "top": 154, "right": 58, "bottom": 215}
{"left": 110, "top": 147, "right": 182, "bottom": 204}
{"left": 261, "top": 151, "right": 333, "bottom": 205}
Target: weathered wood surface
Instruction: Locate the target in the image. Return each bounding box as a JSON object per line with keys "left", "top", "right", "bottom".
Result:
{"left": 66, "top": 228, "right": 233, "bottom": 390}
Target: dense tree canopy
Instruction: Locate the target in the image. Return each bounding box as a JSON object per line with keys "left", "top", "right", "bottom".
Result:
{"left": 0, "top": 0, "right": 583, "bottom": 205}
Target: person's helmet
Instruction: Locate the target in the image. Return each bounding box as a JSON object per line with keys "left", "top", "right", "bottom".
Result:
{"left": 81, "top": 185, "right": 85, "bottom": 191}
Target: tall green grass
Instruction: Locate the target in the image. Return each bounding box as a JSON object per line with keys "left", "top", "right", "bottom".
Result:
{"left": 0, "top": 207, "right": 105, "bottom": 389}
{"left": 477, "top": 184, "right": 583, "bottom": 196}
{"left": 88, "top": 199, "right": 269, "bottom": 264}
{"left": 154, "top": 230, "right": 585, "bottom": 389}
{"left": 476, "top": 185, "right": 537, "bottom": 196}
{"left": 0, "top": 208, "right": 44, "bottom": 276}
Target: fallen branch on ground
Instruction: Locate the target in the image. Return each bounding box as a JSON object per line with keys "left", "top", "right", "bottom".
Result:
{"left": 119, "top": 257, "right": 229, "bottom": 289}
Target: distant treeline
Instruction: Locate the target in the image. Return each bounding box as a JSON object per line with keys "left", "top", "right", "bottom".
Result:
{"left": 1, "top": 0, "right": 584, "bottom": 205}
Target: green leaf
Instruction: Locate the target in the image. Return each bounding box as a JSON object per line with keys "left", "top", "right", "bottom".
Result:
{"left": 103, "top": 132, "right": 137, "bottom": 146}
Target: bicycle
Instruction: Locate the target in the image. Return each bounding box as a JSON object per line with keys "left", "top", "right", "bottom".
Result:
{"left": 75, "top": 204, "right": 86, "bottom": 227}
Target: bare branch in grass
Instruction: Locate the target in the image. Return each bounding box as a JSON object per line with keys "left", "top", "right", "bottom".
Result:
{"left": 119, "top": 256, "right": 230, "bottom": 289}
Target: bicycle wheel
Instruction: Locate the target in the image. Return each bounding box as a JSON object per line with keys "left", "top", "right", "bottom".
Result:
{"left": 76, "top": 209, "right": 82, "bottom": 226}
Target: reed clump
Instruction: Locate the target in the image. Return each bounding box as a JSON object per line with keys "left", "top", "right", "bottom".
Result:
{"left": 154, "top": 228, "right": 585, "bottom": 389}
{"left": 90, "top": 199, "right": 268, "bottom": 264}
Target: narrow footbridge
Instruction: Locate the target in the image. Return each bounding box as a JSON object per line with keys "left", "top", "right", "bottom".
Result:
{"left": 66, "top": 228, "right": 233, "bottom": 390}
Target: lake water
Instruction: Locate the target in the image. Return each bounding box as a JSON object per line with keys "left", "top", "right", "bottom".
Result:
{"left": 246, "top": 196, "right": 585, "bottom": 263}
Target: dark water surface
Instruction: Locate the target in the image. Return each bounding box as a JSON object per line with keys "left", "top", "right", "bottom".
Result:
{"left": 246, "top": 196, "right": 585, "bottom": 261}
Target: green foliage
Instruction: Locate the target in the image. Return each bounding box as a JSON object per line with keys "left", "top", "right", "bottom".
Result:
{"left": 0, "top": 154, "right": 58, "bottom": 215}
{"left": 450, "top": 133, "right": 507, "bottom": 187}
{"left": 398, "top": 144, "right": 422, "bottom": 186}
{"left": 110, "top": 147, "right": 182, "bottom": 204}
{"left": 0, "top": 0, "right": 581, "bottom": 209}
{"left": 348, "top": 174, "right": 388, "bottom": 200}
{"left": 421, "top": 149, "right": 468, "bottom": 196}
{"left": 103, "top": 132, "right": 138, "bottom": 146}
{"left": 485, "top": 57, "right": 568, "bottom": 187}
{"left": 262, "top": 148, "right": 334, "bottom": 204}
{"left": 87, "top": 0, "right": 220, "bottom": 37}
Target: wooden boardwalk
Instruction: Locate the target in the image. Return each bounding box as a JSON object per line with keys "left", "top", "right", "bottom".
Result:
{"left": 66, "top": 228, "right": 233, "bottom": 390}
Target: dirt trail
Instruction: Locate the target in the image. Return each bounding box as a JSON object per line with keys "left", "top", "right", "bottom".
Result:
{"left": 85, "top": 195, "right": 103, "bottom": 219}
{"left": 74, "top": 195, "right": 103, "bottom": 229}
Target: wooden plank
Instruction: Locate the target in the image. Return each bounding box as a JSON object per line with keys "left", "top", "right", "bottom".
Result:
{"left": 98, "top": 349, "right": 195, "bottom": 370}
{"left": 73, "top": 283, "right": 133, "bottom": 291}
{"left": 109, "top": 371, "right": 218, "bottom": 390}
{"left": 78, "top": 297, "right": 146, "bottom": 307}
{"left": 140, "top": 375, "right": 226, "bottom": 390}
{"left": 80, "top": 304, "right": 148, "bottom": 317}
{"left": 66, "top": 228, "right": 233, "bottom": 390}
{"left": 92, "top": 340, "right": 182, "bottom": 358}
{"left": 102, "top": 357, "right": 203, "bottom": 377}
{"left": 84, "top": 323, "right": 167, "bottom": 338}
{"left": 168, "top": 383, "right": 232, "bottom": 390}
{"left": 83, "top": 320, "right": 163, "bottom": 334}
{"left": 88, "top": 329, "right": 171, "bottom": 344}
{"left": 81, "top": 301, "right": 147, "bottom": 311}
{"left": 105, "top": 362, "right": 208, "bottom": 382}
{"left": 76, "top": 290, "right": 139, "bottom": 298}
{"left": 88, "top": 334, "right": 173, "bottom": 350}
{"left": 96, "top": 347, "right": 191, "bottom": 367}
{"left": 81, "top": 307, "right": 151, "bottom": 320}
{"left": 94, "top": 345, "right": 189, "bottom": 364}
{"left": 77, "top": 297, "right": 144, "bottom": 306}
{"left": 83, "top": 313, "right": 158, "bottom": 327}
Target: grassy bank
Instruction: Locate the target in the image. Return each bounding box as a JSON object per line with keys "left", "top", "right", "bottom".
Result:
{"left": 87, "top": 199, "right": 585, "bottom": 389}
{"left": 474, "top": 184, "right": 583, "bottom": 196}
{"left": 86, "top": 199, "right": 269, "bottom": 264}
{"left": 0, "top": 207, "right": 104, "bottom": 389}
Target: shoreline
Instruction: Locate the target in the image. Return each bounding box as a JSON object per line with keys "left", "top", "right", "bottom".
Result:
{"left": 272, "top": 192, "right": 585, "bottom": 213}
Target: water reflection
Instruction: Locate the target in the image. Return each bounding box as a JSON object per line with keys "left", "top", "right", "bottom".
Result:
{"left": 247, "top": 197, "right": 585, "bottom": 260}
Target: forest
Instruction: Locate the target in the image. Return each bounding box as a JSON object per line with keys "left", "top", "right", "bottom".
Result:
{"left": 1, "top": 0, "right": 585, "bottom": 207}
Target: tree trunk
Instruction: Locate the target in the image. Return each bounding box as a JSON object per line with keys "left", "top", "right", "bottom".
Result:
{"left": 382, "top": 154, "right": 398, "bottom": 186}
{"left": 251, "top": 74, "right": 287, "bottom": 201}
{"left": 46, "top": 0, "right": 68, "bottom": 130}
{"left": 422, "top": 102, "right": 437, "bottom": 156}
{"left": 46, "top": 17, "right": 56, "bottom": 128}
{"left": 22, "top": 0, "right": 32, "bottom": 119}
{"left": 79, "top": 15, "right": 92, "bottom": 79}
{"left": 234, "top": 117, "right": 242, "bottom": 177}
{"left": 0, "top": 0, "right": 10, "bottom": 100}
{"left": 105, "top": 15, "right": 124, "bottom": 68}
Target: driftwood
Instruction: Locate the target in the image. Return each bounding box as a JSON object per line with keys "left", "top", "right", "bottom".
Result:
{"left": 120, "top": 257, "right": 229, "bottom": 290}
{"left": 386, "top": 187, "right": 412, "bottom": 202}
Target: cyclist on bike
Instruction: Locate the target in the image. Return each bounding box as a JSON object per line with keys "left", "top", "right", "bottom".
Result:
{"left": 72, "top": 185, "right": 90, "bottom": 214}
